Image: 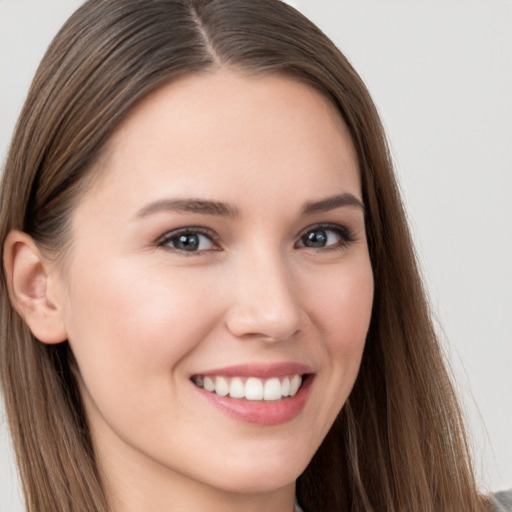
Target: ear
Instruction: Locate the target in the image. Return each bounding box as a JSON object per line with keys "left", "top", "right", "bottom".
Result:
{"left": 3, "top": 231, "right": 68, "bottom": 344}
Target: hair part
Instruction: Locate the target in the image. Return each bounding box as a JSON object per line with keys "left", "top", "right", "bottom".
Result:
{"left": 1, "top": 1, "right": 487, "bottom": 511}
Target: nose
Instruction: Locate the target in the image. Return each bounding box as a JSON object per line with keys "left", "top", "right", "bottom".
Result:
{"left": 224, "top": 250, "right": 307, "bottom": 342}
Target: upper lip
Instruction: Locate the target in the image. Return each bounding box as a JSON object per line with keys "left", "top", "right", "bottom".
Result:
{"left": 193, "top": 362, "right": 314, "bottom": 379}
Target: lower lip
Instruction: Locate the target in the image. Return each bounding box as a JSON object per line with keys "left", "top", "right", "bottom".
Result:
{"left": 194, "top": 376, "right": 313, "bottom": 426}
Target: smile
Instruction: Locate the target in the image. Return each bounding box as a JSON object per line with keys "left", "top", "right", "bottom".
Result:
{"left": 190, "top": 364, "right": 314, "bottom": 426}
{"left": 191, "top": 374, "right": 303, "bottom": 401}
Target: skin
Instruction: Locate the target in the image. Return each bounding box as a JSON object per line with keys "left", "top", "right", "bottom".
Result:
{"left": 7, "top": 69, "right": 374, "bottom": 512}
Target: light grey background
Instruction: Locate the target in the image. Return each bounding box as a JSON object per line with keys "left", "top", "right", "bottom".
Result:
{"left": 1, "top": 1, "right": 511, "bottom": 510}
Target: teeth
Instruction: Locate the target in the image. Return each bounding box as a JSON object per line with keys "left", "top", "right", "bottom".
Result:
{"left": 245, "top": 377, "right": 264, "bottom": 400}
{"left": 193, "top": 374, "right": 304, "bottom": 401}
{"left": 290, "top": 375, "right": 302, "bottom": 396}
{"left": 229, "top": 377, "right": 245, "bottom": 398}
{"left": 281, "top": 376, "right": 290, "bottom": 397}
{"left": 263, "top": 377, "right": 282, "bottom": 400}
{"left": 215, "top": 376, "right": 229, "bottom": 397}
{"left": 203, "top": 376, "right": 215, "bottom": 392}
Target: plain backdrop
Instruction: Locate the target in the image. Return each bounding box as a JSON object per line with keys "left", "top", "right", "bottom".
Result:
{"left": 1, "top": 1, "right": 511, "bottom": 510}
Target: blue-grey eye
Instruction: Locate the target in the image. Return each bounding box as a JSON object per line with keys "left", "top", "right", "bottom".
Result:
{"left": 302, "top": 229, "right": 328, "bottom": 247}
{"left": 298, "top": 226, "right": 352, "bottom": 249}
{"left": 165, "top": 232, "right": 215, "bottom": 251}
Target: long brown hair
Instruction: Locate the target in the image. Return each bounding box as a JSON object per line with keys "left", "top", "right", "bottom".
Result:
{"left": 0, "top": 1, "right": 487, "bottom": 510}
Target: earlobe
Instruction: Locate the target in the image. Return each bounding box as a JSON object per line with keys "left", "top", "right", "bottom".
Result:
{"left": 3, "top": 231, "right": 68, "bottom": 344}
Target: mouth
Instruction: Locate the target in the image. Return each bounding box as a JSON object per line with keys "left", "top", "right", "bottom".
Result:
{"left": 190, "top": 363, "right": 314, "bottom": 426}
{"left": 191, "top": 374, "right": 306, "bottom": 401}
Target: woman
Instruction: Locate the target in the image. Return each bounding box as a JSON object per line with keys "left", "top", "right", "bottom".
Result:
{"left": 0, "top": 0, "right": 501, "bottom": 511}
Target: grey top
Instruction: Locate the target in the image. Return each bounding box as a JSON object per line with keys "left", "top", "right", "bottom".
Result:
{"left": 295, "top": 489, "right": 512, "bottom": 511}
{"left": 492, "top": 489, "right": 512, "bottom": 512}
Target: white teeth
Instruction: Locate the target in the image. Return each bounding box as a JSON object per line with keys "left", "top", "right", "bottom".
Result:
{"left": 263, "top": 377, "right": 282, "bottom": 400}
{"left": 215, "top": 376, "right": 229, "bottom": 397}
{"left": 203, "top": 376, "right": 215, "bottom": 392}
{"left": 193, "top": 374, "right": 304, "bottom": 401}
{"left": 281, "top": 376, "right": 290, "bottom": 396}
{"left": 289, "top": 375, "right": 302, "bottom": 396}
{"left": 245, "top": 377, "right": 264, "bottom": 400}
{"left": 229, "top": 377, "right": 245, "bottom": 398}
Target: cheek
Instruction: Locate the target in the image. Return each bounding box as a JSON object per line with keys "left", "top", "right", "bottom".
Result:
{"left": 63, "top": 259, "right": 225, "bottom": 395}
{"left": 292, "top": 256, "right": 373, "bottom": 445}
{"left": 307, "top": 256, "right": 373, "bottom": 388}
{"left": 310, "top": 257, "right": 374, "bottom": 352}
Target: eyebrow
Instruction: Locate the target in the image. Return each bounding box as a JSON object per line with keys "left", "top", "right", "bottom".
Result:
{"left": 136, "top": 198, "right": 240, "bottom": 218}
{"left": 135, "top": 193, "right": 364, "bottom": 220}
{"left": 301, "top": 193, "right": 365, "bottom": 216}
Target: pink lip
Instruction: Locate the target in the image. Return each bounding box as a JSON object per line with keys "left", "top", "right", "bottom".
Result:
{"left": 191, "top": 363, "right": 314, "bottom": 426}
{"left": 195, "top": 362, "right": 314, "bottom": 379}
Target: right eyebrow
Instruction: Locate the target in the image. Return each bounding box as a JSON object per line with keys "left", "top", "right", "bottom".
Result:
{"left": 300, "top": 193, "right": 365, "bottom": 216}
{"left": 135, "top": 198, "right": 240, "bottom": 219}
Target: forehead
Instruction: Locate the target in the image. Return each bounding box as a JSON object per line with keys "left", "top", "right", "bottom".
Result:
{"left": 83, "top": 68, "right": 360, "bottom": 212}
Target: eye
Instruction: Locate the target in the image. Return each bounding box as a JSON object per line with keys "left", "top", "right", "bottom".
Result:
{"left": 296, "top": 224, "right": 356, "bottom": 250}
{"left": 157, "top": 228, "right": 218, "bottom": 253}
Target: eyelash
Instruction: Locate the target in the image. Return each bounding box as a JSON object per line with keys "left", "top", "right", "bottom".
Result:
{"left": 156, "top": 223, "right": 357, "bottom": 255}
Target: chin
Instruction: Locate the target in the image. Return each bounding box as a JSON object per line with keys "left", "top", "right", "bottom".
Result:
{"left": 202, "top": 450, "right": 311, "bottom": 495}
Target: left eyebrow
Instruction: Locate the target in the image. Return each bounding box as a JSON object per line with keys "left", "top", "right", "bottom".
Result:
{"left": 135, "top": 198, "right": 240, "bottom": 219}
{"left": 300, "top": 193, "right": 365, "bottom": 216}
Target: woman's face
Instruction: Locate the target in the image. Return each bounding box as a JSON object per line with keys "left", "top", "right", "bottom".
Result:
{"left": 56, "top": 70, "right": 373, "bottom": 503}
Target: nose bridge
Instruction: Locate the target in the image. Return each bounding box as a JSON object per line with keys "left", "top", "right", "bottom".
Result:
{"left": 225, "top": 243, "right": 304, "bottom": 341}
